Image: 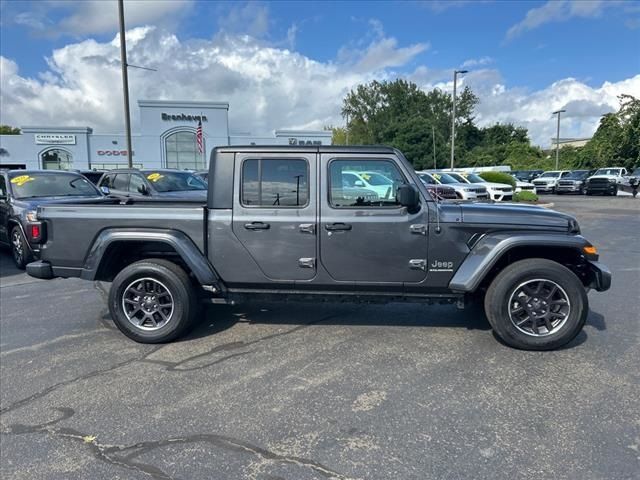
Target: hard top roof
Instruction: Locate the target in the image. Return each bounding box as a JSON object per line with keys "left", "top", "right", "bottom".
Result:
{"left": 214, "top": 145, "right": 398, "bottom": 154}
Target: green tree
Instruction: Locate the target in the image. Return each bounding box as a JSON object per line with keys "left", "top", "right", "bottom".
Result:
{"left": 0, "top": 125, "right": 20, "bottom": 135}
{"left": 340, "top": 79, "right": 478, "bottom": 167}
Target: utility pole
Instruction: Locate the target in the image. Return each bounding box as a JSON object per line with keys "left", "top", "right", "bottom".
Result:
{"left": 432, "top": 124, "right": 436, "bottom": 169}
{"left": 552, "top": 109, "right": 566, "bottom": 170}
{"left": 450, "top": 69, "right": 468, "bottom": 170}
{"left": 345, "top": 112, "right": 350, "bottom": 146}
{"left": 118, "top": 0, "right": 133, "bottom": 168}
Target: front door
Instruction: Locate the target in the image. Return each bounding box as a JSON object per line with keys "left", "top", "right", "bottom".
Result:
{"left": 319, "top": 155, "right": 428, "bottom": 284}
{"left": 231, "top": 153, "right": 317, "bottom": 281}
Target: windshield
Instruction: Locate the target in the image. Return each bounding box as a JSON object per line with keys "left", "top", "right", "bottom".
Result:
{"left": 565, "top": 170, "right": 589, "bottom": 179}
{"left": 461, "top": 173, "right": 485, "bottom": 183}
{"left": 359, "top": 172, "right": 393, "bottom": 186}
{"left": 538, "top": 172, "right": 560, "bottom": 178}
{"left": 594, "top": 168, "right": 621, "bottom": 176}
{"left": 430, "top": 172, "right": 459, "bottom": 184}
{"left": 446, "top": 172, "right": 468, "bottom": 183}
{"left": 9, "top": 172, "right": 100, "bottom": 199}
{"left": 142, "top": 171, "right": 207, "bottom": 192}
{"left": 418, "top": 173, "right": 436, "bottom": 184}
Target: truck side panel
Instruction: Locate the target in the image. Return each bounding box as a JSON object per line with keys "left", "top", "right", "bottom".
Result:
{"left": 38, "top": 204, "right": 205, "bottom": 268}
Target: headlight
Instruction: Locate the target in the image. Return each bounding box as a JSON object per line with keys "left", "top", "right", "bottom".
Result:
{"left": 608, "top": 178, "right": 617, "bottom": 183}
{"left": 463, "top": 188, "right": 473, "bottom": 192}
{"left": 26, "top": 210, "right": 38, "bottom": 222}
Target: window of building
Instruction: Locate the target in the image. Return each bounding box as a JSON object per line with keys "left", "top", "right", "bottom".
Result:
{"left": 241, "top": 159, "right": 308, "bottom": 207}
{"left": 165, "top": 131, "right": 204, "bottom": 170}
{"left": 41, "top": 149, "right": 73, "bottom": 170}
{"left": 328, "top": 159, "right": 406, "bottom": 208}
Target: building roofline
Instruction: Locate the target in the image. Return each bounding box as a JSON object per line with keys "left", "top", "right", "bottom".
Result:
{"left": 20, "top": 126, "right": 93, "bottom": 133}
{"left": 274, "top": 129, "right": 331, "bottom": 137}
{"left": 138, "top": 100, "right": 229, "bottom": 109}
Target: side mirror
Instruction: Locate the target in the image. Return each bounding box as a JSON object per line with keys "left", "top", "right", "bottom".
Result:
{"left": 397, "top": 184, "right": 420, "bottom": 210}
{"left": 100, "top": 186, "right": 110, "bottom": 195}
{"left": 138, "top": 184, "right": 150, "bottom": 195}
{"left": 354, "top": 180, "right": 365, "bottom": 187}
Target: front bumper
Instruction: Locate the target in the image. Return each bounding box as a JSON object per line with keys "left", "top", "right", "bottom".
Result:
{"left": 586, "top": 183, "right": 617, "bottom": 194}
{"left": 556, "top": 184, "right": 582, "bottom": 193}
{"left": 586, "top": 261, "right": 612, "bottom": 292}
{"left": 533, "top": 184, "right": 555, "bottom": 192}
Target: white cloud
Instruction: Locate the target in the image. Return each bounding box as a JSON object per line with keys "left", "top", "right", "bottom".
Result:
{"left": 11, "top": 0, "right": 194, "bottom": 37}
{"left": 1, "top": 27, "right": 638, "bottom": 148}
{"left": 461, "top": 56, "right": 494, "bottom": 68}
{"left": 505, "top": 0, "right": 631, "bottom": 40}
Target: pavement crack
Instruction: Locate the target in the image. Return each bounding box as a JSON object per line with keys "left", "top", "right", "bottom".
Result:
{"left": 0, "top": 345, "right": 164, "bottom": 416}
{"left": 4, "top": 408, "right": 354, "bottom": 480}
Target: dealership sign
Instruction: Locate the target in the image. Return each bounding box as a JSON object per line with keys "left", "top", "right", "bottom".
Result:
{"left": 35, "top": 134, "right": 76, "bottom": 145}
{"left": 161, "top": 113, "right": 208, "bottom": 122}
{"left": 97, "top": 150, "right": 135, "bottom": 156}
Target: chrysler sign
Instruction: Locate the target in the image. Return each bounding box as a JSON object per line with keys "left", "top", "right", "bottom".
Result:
{"left": 35, "top": 134, "right": 76, "bottom": 145}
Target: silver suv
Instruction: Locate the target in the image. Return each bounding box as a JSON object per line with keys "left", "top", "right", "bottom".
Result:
{"left": 416, "top": 171, "right": 488, "bottom": 200}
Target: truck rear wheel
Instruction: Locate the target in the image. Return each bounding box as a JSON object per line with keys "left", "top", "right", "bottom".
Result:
{"left": 108, "top": 259, "right": 198, "bottom": 343}
{"left": 484, "top": 259, "right": 588, "bottom": 350}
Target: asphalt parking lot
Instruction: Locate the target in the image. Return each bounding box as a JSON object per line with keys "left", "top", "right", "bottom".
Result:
{"left": 1, "top": 195, "right": 639, "bottom": 480}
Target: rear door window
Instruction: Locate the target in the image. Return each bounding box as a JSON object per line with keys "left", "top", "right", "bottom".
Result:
{"left": 112, "top": 174, "right": 130, "bottom": 191}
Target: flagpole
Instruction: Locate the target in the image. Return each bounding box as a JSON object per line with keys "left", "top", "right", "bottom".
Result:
{"left": 201, "top": 111, "right": 205, "bottom": 168}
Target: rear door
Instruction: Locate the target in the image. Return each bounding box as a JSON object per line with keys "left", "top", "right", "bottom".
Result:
{"left": 231, "top": 152, "right": 317, "bottom": 281}
{"left": 319, "top": 154, "right": 429, "bottom": 284}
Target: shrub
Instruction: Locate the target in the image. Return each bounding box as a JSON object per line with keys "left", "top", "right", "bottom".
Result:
{"left": 513, "top": 191, "right": 539, "bottom": 202}
{"left": 478, "top": 171, "right": 516, "bottom": 187}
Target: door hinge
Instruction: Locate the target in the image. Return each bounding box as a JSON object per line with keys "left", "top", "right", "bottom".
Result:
{"left": 299, "top": 223, "right": 315, "bottom": 234}
{"left": 410, "top": 224, "right": 427, "bottom": 235}
{"left": 298, "top": 257, "right": 316, "bottom": 269}
{"left": 409, "top": 259, "right": 427, "bottom": 271}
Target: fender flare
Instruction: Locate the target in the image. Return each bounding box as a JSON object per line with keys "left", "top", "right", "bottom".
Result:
{"left": 448, "top": 232, "right": 591, "bottom": 292}
{"left": 81, "top": 228, "right": 219, "bottom": 285}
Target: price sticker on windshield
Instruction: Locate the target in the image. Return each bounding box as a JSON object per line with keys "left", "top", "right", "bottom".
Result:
{"left": 10, "top": 175, "right": 34, "bottom": 187}
{"left": 147, "top": 173, "right": 164, "bottom": 182}
{"left": 432, "top": 173, "right": 441, "bottom": 180}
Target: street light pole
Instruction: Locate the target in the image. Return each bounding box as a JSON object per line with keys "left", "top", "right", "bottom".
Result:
{"left": 118, "top": 0, "right": 133, "bottom": 168}
{"left": 450, "top": 69, "right": 468, "bottom": 170}
{"left": 432, "top": 124, "right": 436, "bottom": 169}
{"left": 552, "top": 109, "right": 566, "bottom": 170}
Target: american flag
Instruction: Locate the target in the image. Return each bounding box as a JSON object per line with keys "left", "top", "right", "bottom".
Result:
{"left": 196, "top": 119, "right": 204, "bottom": 154}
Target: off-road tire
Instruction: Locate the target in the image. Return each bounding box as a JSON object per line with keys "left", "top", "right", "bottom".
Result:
{"left": 484, "top": 258, "right": 588, "bottom": 350}
{"left": 109, "top": 258, "right": 198, "bottom": 343}
{"left": 11, "top": 226, "right": 32, "bottom": 270}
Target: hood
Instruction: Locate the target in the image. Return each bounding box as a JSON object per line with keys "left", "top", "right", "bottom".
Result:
{"left": 533, "top": 177, "right": 558, "bottom": 183}
{"left": 588, "top": 174, "right": 618, "bottom": 180}
{"left": 452, "top": 202, "right": 576, "bottom": 229}
{"left": 514, "top": 180, "right": 534, "bottom": 187}
{"left": 154, "top": 190, "right": 208, "bottom": 199}
{"left": 444, "top": 182, "right": 487, "bottom": 190}
{"left": 480, "top": 182, "right": 513, "bottom": 190}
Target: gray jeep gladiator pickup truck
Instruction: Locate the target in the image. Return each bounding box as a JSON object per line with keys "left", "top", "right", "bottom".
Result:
{"left": 26, "top": 146, "right": 611, "bottom": 350}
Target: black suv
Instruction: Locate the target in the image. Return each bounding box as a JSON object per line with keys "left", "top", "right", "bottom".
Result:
{"left": 98, "top": 169, "right": 207, "bottom": 200}
{"left": 0, "top": 170, "right": 104, "bottom": 268}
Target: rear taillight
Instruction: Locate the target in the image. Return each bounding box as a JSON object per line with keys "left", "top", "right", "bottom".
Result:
{"left": 29, "top": 222, "right": 45, "bottom": 243}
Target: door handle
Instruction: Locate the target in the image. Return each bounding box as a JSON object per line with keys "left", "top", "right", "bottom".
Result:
{"left": 299, "top": 223, "right": 315, "bottom": 234}
{"left": 325, "top": 222, "right": 352, "bottom": 231}
{"left": 244, "top": 222, "right": 270, "bottom": 230}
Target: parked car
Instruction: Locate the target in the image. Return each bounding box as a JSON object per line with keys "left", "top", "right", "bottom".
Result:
{"left": 194, "top": 170, "right": 209, "bottom": 183}
{"left": 620, "top": 167, "right": 640, "bottom": 197}
{"left": 512, "top": 170, "right": 544, "bottom": 183}
{"left": 416, "top": 173, "right": 459, "bottom": 200}
{"left": 0, "top": 170, "right": 104, "bottom": 268}
{"left": 446, "top": 172, "right": 513, "bottom": 201}
{"left": 27, "top": 145, "right": 611, "bottom": 351}
{"left": 585, "top": 167, "right": 628, "bottom": 196}
{"left": 508, "top": 175, "right": 537, "bottom": 194}
{"left": 75, "top": 169, "right": 106, "bottom": 185}
{"left": 98, "top": 169, "right": 208, "bottom": 200}
{"left": 555, "top": 170, "right": 595, "bottom": 195}
{"left": 341, "top": 170, "right": 398, "bottom": 199}
{"left": 416, "top": 171, "right": 489, "bottom": 200}
{"left": 532, "top": 170, "right": 572, "bottom": 193}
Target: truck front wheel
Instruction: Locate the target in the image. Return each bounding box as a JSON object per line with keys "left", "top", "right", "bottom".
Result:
{"left": 109, "top": 259, "right": 198, "bottom": 343}
{"left": 484, "top": 259, "right": 588, "bottom": 350}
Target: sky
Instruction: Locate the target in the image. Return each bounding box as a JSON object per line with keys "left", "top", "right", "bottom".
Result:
{"left": 1, "top": 0, "right": 639, "bottom": 147}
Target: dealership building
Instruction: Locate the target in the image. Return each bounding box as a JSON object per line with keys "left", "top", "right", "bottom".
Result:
{"left": 0, "top": 100, "right": 332, "bottom": 171}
